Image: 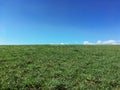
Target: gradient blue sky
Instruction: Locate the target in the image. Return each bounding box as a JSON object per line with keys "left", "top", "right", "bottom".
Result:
{"left": 0, "top": 0, "right": 120, "bottom": 44}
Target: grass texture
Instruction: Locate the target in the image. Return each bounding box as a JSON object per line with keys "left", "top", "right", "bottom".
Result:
{"left": 0, "top": 45, "right": 120, "bottom": 90}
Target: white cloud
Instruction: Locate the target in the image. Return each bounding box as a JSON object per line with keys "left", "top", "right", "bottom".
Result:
{"left": 83, "top": 41, "right": 93, "bottom": 45}
{"left": 83, "top": 40, "right": 120, "bottom": 45}
{"left": 49, "top": 42, "right": 65, "bottom": 45}
{"left": 102, "top": 40, "right": 120, "bottom": 44}
{"left": 96, "top": 40, "right": 102, "bottom": 44}
{"left": 60, "top": 43, "right": 65, "bottom": 45}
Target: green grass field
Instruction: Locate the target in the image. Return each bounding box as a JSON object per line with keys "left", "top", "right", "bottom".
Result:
{"left": 0, "top": 45, "right": 120, "bottom": 90}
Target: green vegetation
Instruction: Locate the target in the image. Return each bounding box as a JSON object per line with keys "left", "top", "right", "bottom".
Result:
{"left": 0, "top": 45, "right": 120, "bottom": 90}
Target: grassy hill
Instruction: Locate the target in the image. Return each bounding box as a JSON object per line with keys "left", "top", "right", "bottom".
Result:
{"left": 0, "top": 45, "right": 120, "bottom": 90}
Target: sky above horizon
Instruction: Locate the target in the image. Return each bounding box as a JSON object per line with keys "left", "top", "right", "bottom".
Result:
{"left": 0, "top": 0, "right": 120, "bottom": 44}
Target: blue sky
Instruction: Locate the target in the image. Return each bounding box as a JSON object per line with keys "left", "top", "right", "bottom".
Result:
{"left": 0, "top": 0, "right": 120, "bottom": 44}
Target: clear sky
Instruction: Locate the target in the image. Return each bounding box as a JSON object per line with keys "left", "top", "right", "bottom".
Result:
{"left": 0, "top": 0, "right": 120, "bottom": 44}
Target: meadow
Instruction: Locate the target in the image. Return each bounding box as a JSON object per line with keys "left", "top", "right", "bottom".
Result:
{"left": 0, "top": 45, "right": 120, "bottom": 90}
